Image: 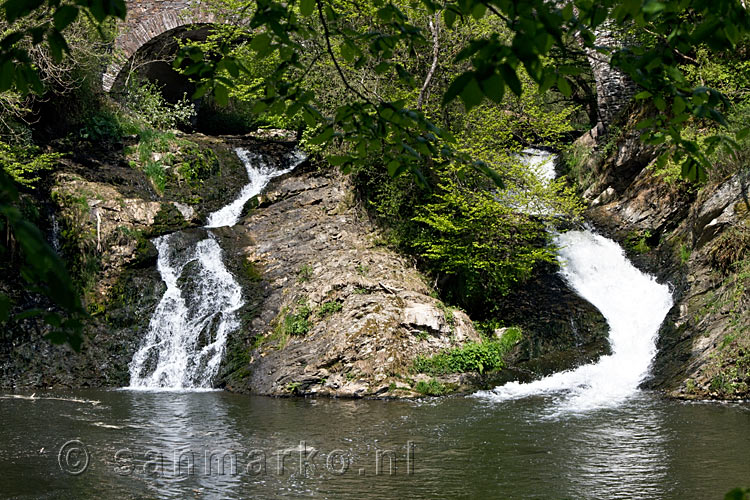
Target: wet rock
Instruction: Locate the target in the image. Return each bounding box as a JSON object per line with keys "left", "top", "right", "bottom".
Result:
{"left": 217, "top": 172, "right": 483, "bottom": 398}
{"left": 491, "top": 269, "right": 611, "bottom": 381}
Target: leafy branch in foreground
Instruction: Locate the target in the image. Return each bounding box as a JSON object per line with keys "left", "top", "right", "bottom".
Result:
{"left": 0, "top": 0, "right": 126, "bottom": 94}
{"left": 175, "top": 0, "right": 750, "bottom": 184}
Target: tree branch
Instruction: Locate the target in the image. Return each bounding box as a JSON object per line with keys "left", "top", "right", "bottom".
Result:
{"left": 417, "top": 12, "right": 440, "bottom": 111}
{"left": 316, "top": 0, "right": 373, "bottom": 106}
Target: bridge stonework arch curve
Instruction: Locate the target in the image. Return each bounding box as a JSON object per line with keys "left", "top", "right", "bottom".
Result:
{"left": 102, "top": 0, "right": 220, "bottom": 92}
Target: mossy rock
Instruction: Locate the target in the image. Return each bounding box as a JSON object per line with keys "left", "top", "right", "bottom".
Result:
{"left": 146, "top": 204, "right": 188, "bottom": 237}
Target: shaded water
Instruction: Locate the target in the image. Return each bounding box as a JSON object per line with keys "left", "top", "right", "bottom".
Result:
{"left": 1, "top": 390, "right": 749, "bottom": 499}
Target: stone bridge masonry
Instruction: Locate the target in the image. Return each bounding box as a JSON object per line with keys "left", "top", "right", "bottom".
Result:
{"left": 101, "top": 0, "right": 218, "bottom": 92}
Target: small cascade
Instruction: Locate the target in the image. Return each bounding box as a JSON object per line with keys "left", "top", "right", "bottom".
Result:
{"left": 128, "top": 147, "right": 304, "bottom": 390}
{"left": 50, "top": 213, "right": 61, "bottom": 254}
{"left": 128, "top": 233, "right": 243, "bottom": 389}
{"left": 479, "top": 150, "right": 674, "bottom": 412}
{"left": 206, "top": 148, "right": 302, "bottom": 228}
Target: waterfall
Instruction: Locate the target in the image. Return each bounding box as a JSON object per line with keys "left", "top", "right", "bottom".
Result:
{"left": 128, "top": 147, "right": 303, "bottom": 390}
{"left": 478, "top": 150, "right": 674, "bottom": 412}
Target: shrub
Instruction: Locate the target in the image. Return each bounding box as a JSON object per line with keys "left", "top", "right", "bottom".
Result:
{"left": 412, "top": 168, "right": 557, "bottom": 311}
{"left": 143, "top": 162, "right": 166, "bottom": 194}
{"left": 0, "top": 141, "right": 62, "bottom": 189}
{"left": 317, "top": 301, "right": 342, "bottom": 317}
{"left": 121, "top": 79, "right": 195, "bottom": 130}
{"left": 413, "top": 328, "right": 522, "bottom": 375}
{"left": 414, "top": 378, "right": 448, "bottom": 396}
{"left": 283, "top": 303, "right": 312, "bottom": 336}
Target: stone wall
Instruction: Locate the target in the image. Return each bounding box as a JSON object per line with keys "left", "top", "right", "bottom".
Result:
{"left": 585, "top": 22, "right": 638, "bottom": 130}
{"left": 102, "top": 0, "right": 217, "bottom": 91}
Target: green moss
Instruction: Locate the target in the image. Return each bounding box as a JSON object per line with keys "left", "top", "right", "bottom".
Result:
{"left": 148, "top": 204, "right": 187, "bottom": 236}
{"left": 176, "top": 143, "right": 219, "bottom": 186}
{"left": 414, "top": 378, "right": 448, "bottom": 396}
{"left": 625, "top": 230, "right": 653, "bottom": 254}
{"left": 242, "top": 259, "right": 263, "bottom": 282}
{"left": 680, "top": 244, "right": 692, "bottom": 265}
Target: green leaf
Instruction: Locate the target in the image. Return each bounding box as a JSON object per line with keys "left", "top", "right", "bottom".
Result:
{"left": 635, "top": 90, "right": 653, "bottom": 100}
{"left": 736, "top": 127, "right": 750, "bottom": 141}
{"left": 386, "top": 159, "right": 402, "bottom": 177}
{"left": 250, "top": 33, "right": 271, "bottom": 54}
{"left": 681, "top": 157, "right": 706, "bottom": 183}
{"left": 374, "top": 62, "right": 390, "bottom": 74}
{"left": 673, "top": 96, "right": 686, "bottom": 115}
{"left": 500, "top": 64, "right": 522, "bottom": 96}
{"left": 224, "top": 58, "right": 239, "bottom": 78}
{"left": 299, "top": 0, "right": 315, "bottom": 17}
{"left": 561, "top": 3, "right": 573, "bottom": 21}
{"left": 474, "top": 163, "right": 504, "bottom": 188}
{"left": 0, "top": 61, "right": 14, "bottom": 92}
{"left": 327, "top": 155, "right": 352, "bottom": 166}
{"left": 459, "top": 76, "right": 483, "bottom": 110}
{"left": 53, "top": 5, "right": 79, "bottom": 30}
{"left": 538, "top": 72, "right": 556, "bottom": 94}
{"left": 443, "top": 72, "right": 474, "bottom": 105}
{"left": 341, "top": 42, "right": 357, "bottom": 63}
{"left": 471, "top": 3, "right": 486, "bottom": 20}
{"left": 642, "top": 1, "right": 665, "bottom": 14}
{"left": 3, "top": 0, "right": 44, "bottom": 22}
{"left": 214, "top": 84, "right": 229, "bottom": 106}
{"left": 557, "top": 76, "right": 572, "bottom": 97}
{"left": 47, "top": 29, "right": 69, "bottom": 63}
{"left": 443, "top": 8, "right": 456, "bottom": 28}
{"left": 479, "top": 73, "right": 505, "bottom": 103}
{"left": 308, "top": 126, "right": 334, "bottom": 145}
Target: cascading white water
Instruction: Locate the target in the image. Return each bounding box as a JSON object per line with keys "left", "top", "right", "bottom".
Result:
{"left": 481, "top": 230, "right": 673, "bottom": 411}
{"left": 128, "top": 233, "right": 243, "bottom": 389}
{"left": 520, "top": 147, "right": 557, "bottom": 183}
{"left": 478, "top": 150, "right": 674, "bottom": 412}
{"left": 128, "top": 147, "right": 304, "bottom": 390}
{"left": 206, "top": 148, "right": 302, "bottom": 228}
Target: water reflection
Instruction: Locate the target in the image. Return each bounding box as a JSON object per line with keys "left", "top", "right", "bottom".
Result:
{"left": 119, "top": 391, "right": 244, "bottom": 498}
{"left": 1, "top": 391, "right": 750, "bottom": 499}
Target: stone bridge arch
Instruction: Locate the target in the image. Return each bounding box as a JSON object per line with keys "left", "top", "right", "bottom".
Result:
{"left": 102, "top": 1, "right": 221, "bottom": 93}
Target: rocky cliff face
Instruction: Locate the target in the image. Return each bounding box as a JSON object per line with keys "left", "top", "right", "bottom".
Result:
{"left": 567, "top": 117, "right": 750, "bottom": 400}
{"left": 1, "top": 133, "right": 611, "bottom": 397}
{"left": 215, "top": 163, "right": 610, "bottom": 397}
{"left": 216, "top": 170, "right": 483, "bottom": 397}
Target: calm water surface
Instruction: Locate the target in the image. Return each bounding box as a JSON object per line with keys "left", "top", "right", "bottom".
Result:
{"left": 1, "top": 390, "right": 749, "bottom": 499}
